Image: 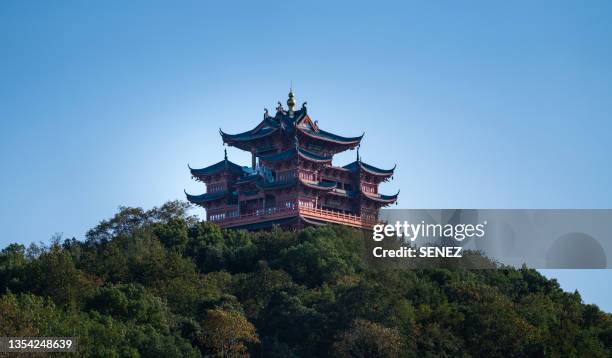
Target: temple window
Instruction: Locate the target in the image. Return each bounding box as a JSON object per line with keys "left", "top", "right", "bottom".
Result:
{"left": 362, "top": 184, "right": 376, "bottom": 193}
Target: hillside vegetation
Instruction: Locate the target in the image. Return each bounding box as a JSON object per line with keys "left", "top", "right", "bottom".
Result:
{"left": 1, "top": 201, "right": 610, "bottom": 357}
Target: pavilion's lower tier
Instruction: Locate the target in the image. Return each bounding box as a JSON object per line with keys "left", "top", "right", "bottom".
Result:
{"left": 208, "top": 201, "right": 377, "bottom": 230}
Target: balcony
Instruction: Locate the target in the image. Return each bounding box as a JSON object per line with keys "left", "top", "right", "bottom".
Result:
{"left": 212, "top": 206, "right": 298, "bottom": 228}
{"left": 209, "top": 202, "right": 376, "bottom": 229}
{"left": 299, "top": 205, "right": 376, "bottom": 229}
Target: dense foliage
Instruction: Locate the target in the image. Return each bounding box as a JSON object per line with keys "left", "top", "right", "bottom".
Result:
{"left": 1, "top": 201, "right": 610, "bottom": 357}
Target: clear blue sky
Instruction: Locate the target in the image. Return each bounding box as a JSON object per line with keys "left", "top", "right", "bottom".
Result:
{"left": 1, "top": 1, "right": 611, "bottom": 310}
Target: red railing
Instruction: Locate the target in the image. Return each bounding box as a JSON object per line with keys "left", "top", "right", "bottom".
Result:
{"left": 210, "top": 203, "right": 376, "bottom": 229}
{"left": 299, "top": 205, "right": 376, "bottom": 229}
{"left": 214, "top": 206, "right": 298, "bottom": 228}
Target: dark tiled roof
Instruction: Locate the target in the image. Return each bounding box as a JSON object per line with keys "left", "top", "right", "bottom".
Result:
{"left": 189, "top": 159, "right": 247, "bottom": 177}
{"left": 185, "top": 190, "right": 227, "bottom": 203}
{"left": 342, "top": 160, "right": 395, "bottom": 176}
{"left": 361, "top": 190, "right": 399, "bottom": 204}
{"left": 299, "top": 148, "right": 333, "bottom": 162}
{"left": 220, "top": 106, "right": 360, "bottom": 148}
{"left": 299, "top": 178, "right": 336, "bottom": 190}
{"left": 298, "top": 127, "right": 363, "bottom": 145}
{"left": 341, "top": 161, "right": 359, "bottom": 172}
{"left": 279, "top": 108, "right": 307, "bottom": 128}
{"left": 220, "top": 126, "right": 278, "bottom": 142}
{"left": 258, "top": 147, "right": 332, "bottom": 163}
{"left": 235, "top": 174, "right": 260, "bottom": 185}
{"left": 220, "top": 109, "right": 306, "bottom": 143}
{"left": 258, "top": 148, "right": 297, "bottom": 162}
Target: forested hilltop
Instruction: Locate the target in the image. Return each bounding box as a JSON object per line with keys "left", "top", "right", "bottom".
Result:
{"left": 1, "top": 201, "right": 610, "bottom": 357}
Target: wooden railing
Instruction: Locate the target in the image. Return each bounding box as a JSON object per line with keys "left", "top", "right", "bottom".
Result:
{"left": 298, "top": 205, "right": 377, "bottom": 229}
{"left": 214, "top": 206, "right": 298, "bottom": 228}
{"left": 211, "top": 203, "right": 376, "bottom": 229}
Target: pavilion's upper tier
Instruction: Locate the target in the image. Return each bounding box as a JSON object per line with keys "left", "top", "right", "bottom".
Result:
{"left": 220, "top": 95, "right": 363, "bottom": 154}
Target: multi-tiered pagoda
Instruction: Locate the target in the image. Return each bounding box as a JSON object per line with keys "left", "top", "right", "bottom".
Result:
{"left": 185, "top": 91, "right": 398, "bottom": 230}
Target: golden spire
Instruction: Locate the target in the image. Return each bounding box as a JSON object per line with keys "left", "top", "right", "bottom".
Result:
{"left": 287, "top": 84, "right": 296, "bottom": 115}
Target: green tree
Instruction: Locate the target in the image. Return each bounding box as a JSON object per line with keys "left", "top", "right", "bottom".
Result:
{"left": 332, "top": 319, "right": 404, "bottom": 358}
{"left": 199, "top": 308, "right": 259, "bottom": 357}
{"left": 1, "top": 201, "right": 611, "bottom": 357}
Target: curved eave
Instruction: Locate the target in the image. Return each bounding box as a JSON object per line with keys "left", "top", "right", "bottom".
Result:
{"left": 297, "top": 128, "right": 363, "bottom": 146}
{"left": 184, "top": 190, "right": 227, "bottom": 204}
{"left": 188, "top": 161, "right": 245, "bottom": 177}
{"left": 299, "top": 178, "right": 336, "bottom": 191}
{"left": 220, "top": 127, "right": 279, "bottom": 143}
{"left": 298, "top": 148, "right": 332, "bottom": 163}
{"left": 343, "top": 161, "right": 396, "bottom": 177}
{"left": 360, "top": 189, "right": 399, "bottom": 204}
{"left": 359, "top": 162, "right": 395, "bottom": 177}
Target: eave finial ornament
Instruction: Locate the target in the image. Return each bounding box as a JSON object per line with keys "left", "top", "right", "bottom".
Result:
{"left": 264, "top": 108, "right": 269, "bottom": 118}
{"left": 276, "top": 101, "right": 284, "bottom": 113}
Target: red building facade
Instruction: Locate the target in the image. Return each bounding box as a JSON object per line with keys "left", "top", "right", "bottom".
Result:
{"left": 185, "top": 91, "right": 398, "bottom": 230}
